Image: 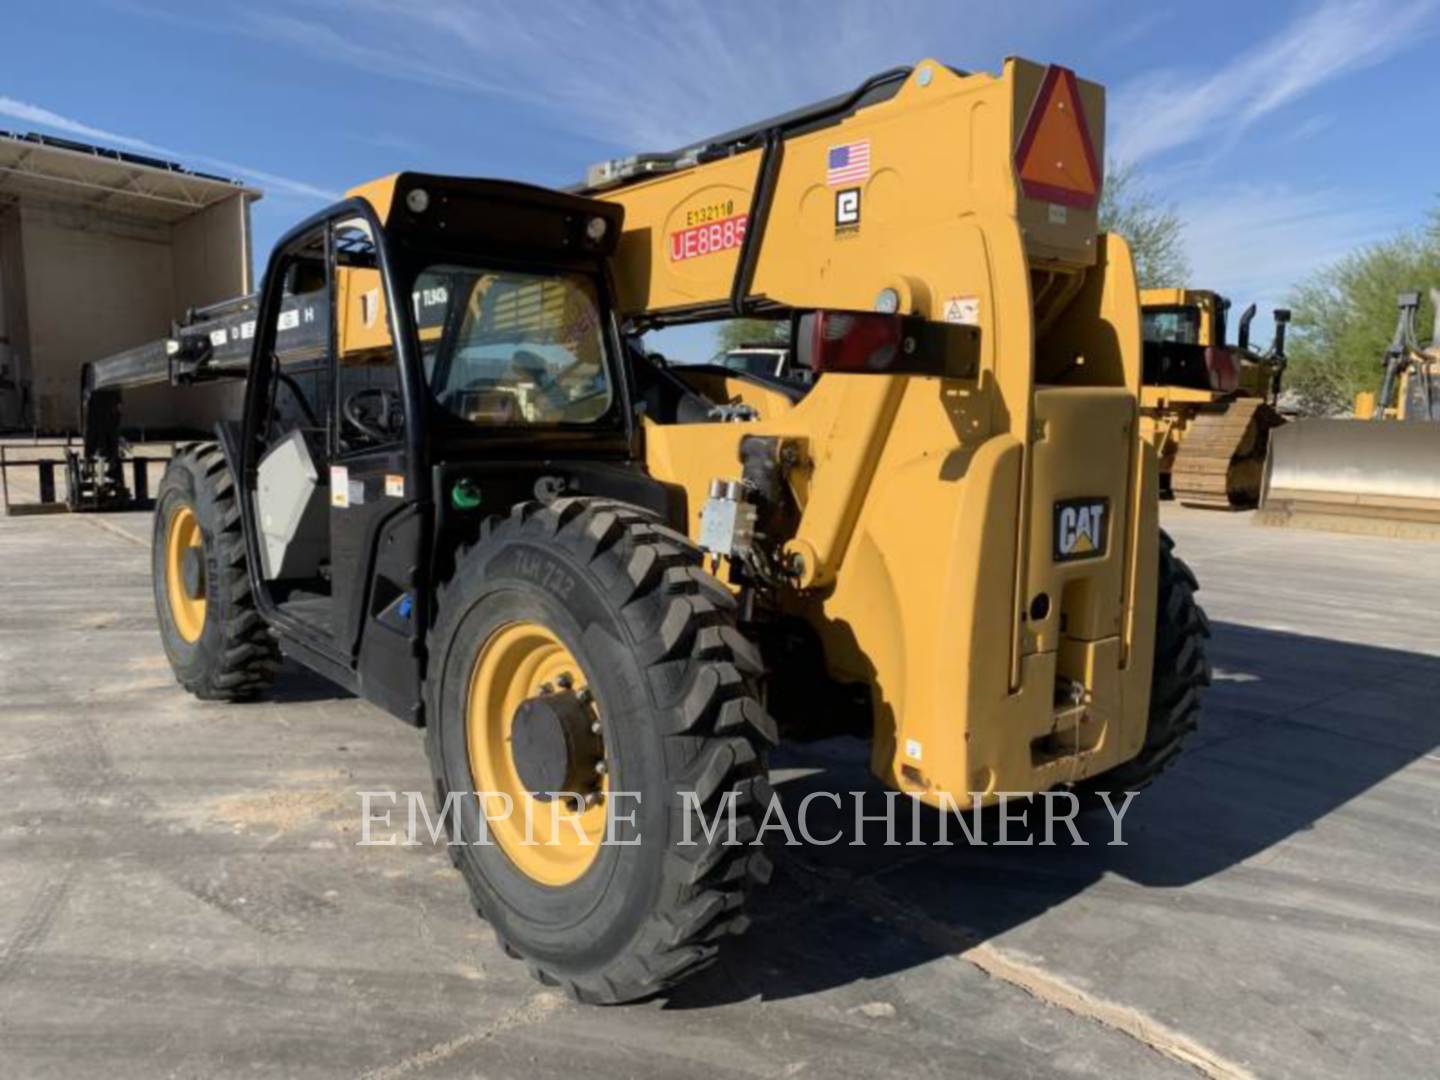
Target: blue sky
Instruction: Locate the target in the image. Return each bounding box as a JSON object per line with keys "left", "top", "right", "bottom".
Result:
{"left": 4, "top": 0, "right": 1437, "bottom": 360}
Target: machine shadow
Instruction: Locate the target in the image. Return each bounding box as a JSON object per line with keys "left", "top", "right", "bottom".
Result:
{"left": 265, "top": 659, "right": 357, "bottom": 704}
{"left": 668, "top": 620, "right": 1440, "bottom": 1007}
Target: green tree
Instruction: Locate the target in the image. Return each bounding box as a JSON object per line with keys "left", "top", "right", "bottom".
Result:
{"left": 1098, "top": 161, "right": 1192, "bottom": 289}
{"left": 1285, "top": 205, "right": 1440, "bottom": 415}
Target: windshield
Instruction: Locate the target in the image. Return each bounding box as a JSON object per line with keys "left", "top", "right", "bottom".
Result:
{"left": 419, "top": 266, "right": 614, "bottom": 426}
{"left": 1142, "top": 306, "right": 1202, "bottom": 346}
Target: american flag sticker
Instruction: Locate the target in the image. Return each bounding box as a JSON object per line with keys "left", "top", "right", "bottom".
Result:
{"left": 826, "top": 139, "right": 870, "bottom": 186}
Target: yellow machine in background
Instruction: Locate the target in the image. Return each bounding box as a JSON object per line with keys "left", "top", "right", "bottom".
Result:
{"left": 1260, "top": 288, "right": 1440, "bottom": 537}
{"left": 1139, "top": 288, "right": 1288, "bottom": 508}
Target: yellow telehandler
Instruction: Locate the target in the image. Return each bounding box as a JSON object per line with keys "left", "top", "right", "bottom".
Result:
{"left": 78, "top": 57, "right": 1208, "bottom": 1002}
{"left": 1139, "top": 288, "right": 1288, "bottom": 508}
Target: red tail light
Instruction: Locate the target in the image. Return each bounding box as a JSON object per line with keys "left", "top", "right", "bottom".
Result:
{"left": 794, "top": 309, "right": 980, "bottom": 380}
{"left": 799, "top": 310, "right": 904, "bottom": 373}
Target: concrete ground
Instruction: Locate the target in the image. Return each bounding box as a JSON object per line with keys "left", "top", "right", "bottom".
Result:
{"left": 0, "top": 503, "right": 1436, "bottom": 1079}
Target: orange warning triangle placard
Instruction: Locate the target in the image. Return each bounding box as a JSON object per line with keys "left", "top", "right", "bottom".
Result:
{"left": 1014, "top": 66, "right": 1100, "bottom": 210}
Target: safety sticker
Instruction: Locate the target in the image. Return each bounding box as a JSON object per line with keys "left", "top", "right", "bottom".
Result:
{"left": 330, "top": 465, "right": 349, "bottom": 508}
{"left": 943, "top": 296, "right": 981, "bottom": 326}
{"left": 1048, "top": 203, "right": 1068, "bottom": 225}
{"left": 385, "top": 474, "right": 405, "bottom": 498}
{"left": 209, "top": 329, "right": 227, "bottom": 347}
{"left": 348, "top": 479, "right": 366, "bottom": 507}
{"left": 669, "top": 213, "right": 748, "bottom": 261}
{"left": 826, "top": 139, "right": 870, "bottom": 187}
{"left": 834, "top": 187, "right": 861, "bottom": 232}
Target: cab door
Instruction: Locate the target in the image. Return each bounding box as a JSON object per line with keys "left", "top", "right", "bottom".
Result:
{"left": 242, "top": 204, "right": 429, "bottom": 723}
{"left": 326, "top": 213, "right": 429, "bottom": 724}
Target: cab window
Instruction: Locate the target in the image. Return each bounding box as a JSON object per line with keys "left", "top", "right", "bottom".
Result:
{"left": 1142, "top": 306, "right": 1201, "bottom": 346}
{"left": 420, "top": 267, "right": 614, "bottom": 426}
{"left": 332, "top": 217, "right": 404, "bottom": 453}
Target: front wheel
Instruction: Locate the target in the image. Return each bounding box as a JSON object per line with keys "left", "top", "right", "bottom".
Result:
{"left": 152, "top": 443, "right": 279, "bottom": 701}
{"left": 426, "top": 498, "right": 776, "bottom": 1003}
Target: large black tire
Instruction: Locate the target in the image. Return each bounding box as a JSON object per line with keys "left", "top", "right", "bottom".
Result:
{"left": 1080, "top": 530, "right": 1211, "bottom": 794}
{"left": 426, "top": 497, "right": 776, "bottom": 1004}
{"left": 152, "top": 443, "right": 280, "bottom": 701}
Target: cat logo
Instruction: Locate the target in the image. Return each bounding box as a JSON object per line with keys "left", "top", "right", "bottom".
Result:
{"left": 1053, "top": 497, "right": 1109, "bottom": 562}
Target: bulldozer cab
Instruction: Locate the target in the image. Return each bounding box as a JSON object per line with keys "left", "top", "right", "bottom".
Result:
{"left": 1140, "top": 289, "right": 1236, "bottom": 392}
{"left": 236, "top": 176, "right": 627, "bottom": 718}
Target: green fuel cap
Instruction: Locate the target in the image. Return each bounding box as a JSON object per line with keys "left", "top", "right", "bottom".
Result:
{"left": 451, "top": 477, "right": 482, "bottom": 511}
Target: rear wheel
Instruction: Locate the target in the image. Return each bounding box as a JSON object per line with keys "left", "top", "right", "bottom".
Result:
{"left": 152, "top": 443, "right": 280, "bottom": 701}
{"left": 426, "top": 497, "right": 776, "bottom": 1003}
{"left": 1079, "top": 530, "right": 1210, "bottom": 794}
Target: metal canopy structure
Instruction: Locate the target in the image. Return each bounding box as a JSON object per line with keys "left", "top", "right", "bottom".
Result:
{"left": 0, "top": 130, "right": 260, "bottom": 432}
{"left": 0, "top": 130, "right": 260, "bottom": 224}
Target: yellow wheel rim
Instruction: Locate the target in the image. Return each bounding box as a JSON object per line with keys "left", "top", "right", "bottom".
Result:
{"left": 164, "top": 503, "right": 207, "bottom": 643}
{"left": 466, "top": 621, "right": 607, "bottom": 886}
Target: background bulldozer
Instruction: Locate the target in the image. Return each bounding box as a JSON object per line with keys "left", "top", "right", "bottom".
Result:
{"left": 1259, "top": 289, "right": 1440, "bottom": 537}
{"left": 1140, "top": 288, "right": 1289, "bottom": 508}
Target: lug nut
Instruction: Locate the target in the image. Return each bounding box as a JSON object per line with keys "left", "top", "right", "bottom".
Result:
{"left": 576, "top": 688, "right": 593, "bottom": 706}
{"left": 589, "top": 720, "right": 602, "bottom": 735}
{"left": 594, "top": 761, "right": 608, "bottom": 776}
{"left": 539, "top": 682, "right": 554, "bottom": 695}
{"left": 583, "top": 792, "right": 601, "bottom": 808}
{"left": 557, "top": 672, "right": 574, "bottom": 690}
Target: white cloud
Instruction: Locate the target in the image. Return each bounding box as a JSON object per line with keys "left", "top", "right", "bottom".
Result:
{"left": 1177, "top": 183, "right": 1411, "bottom": 316}
{"left": 0, "top": 95, "right": 340, "bottom": 201}
{"left": 1110, "top": 0, "right": 1436, "bottom": 166}
{"left": 214, "top": 0, "right": 1066, "bottom": 152}
{"left": 1283, "top": 113, "right": 1337, "bottom": 145}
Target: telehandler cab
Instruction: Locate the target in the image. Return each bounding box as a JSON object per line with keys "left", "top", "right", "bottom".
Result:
{"left": 94, "top": 57, "right": 1209, "bottom": 1003}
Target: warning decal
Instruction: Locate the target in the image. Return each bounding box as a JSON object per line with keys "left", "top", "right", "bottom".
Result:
{"left": 330, "top": 466, "right": 349, "bottom": 508}
{"left": 943, "top": 296, "right": 980, "bottom": 325}
{"left": 1014, "top": 65, "right": 1100, "bottom": 210}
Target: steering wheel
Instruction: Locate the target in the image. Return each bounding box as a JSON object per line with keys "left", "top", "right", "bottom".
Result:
{"left": 343, "top": 387, "right": 401, "bottom": 442}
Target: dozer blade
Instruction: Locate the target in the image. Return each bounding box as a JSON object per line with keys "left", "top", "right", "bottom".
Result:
{"left": 1172, "top": 398, "right": 1281, "bottom": 510}
{"left": 1256, "top": 418, "right": 1440, "bottom": 538}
